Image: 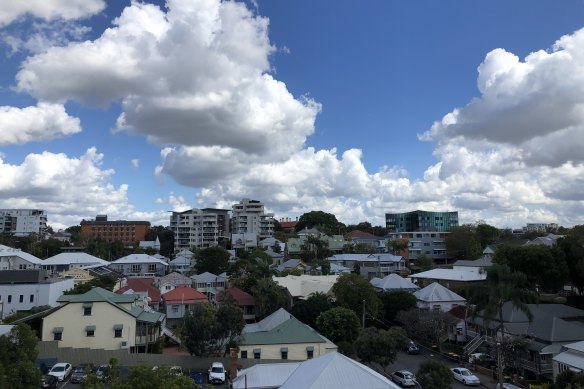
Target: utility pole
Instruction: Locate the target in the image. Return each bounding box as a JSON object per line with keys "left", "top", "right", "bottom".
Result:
{"left": 497, "top": 342, "right": 503, "bottom": 388}
{"left": 362, "top": 299, "right": 366, "bottom": 328}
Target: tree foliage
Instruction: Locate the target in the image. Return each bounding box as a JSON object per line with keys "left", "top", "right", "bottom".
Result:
{"left": 300, "top": 236, "right": 332, "bottom": 263}
{"left": 3, "top": 305, "right": 51, "bottom": 323}
{"left": 122, "top": 365, "right": 193, "bottom": 389}
{"left": 354, "top": 326, "right": 407, "bottom": 365}
{"left": 414, "top": 254, "right": 434, "bottom": 271}
{"left": 64, "top": 274, "right": 118, "bottom": 295}
{"left": 416, "top": 360, "right": 453, "bottom": 389}
{"left": 551, "top": 370, "right": 584, "bottom": 389}
{"left": 446, "top": 225, "right": 483, "bottom": 260}
{"left": 194, "top": 246, "right": 230, "bottom": 275}
{"left": 250, "top": 277, "right": 291, "bottom": 319}
{"left": 144, "top": 225, "right": 175, "bottom": 258}
{"left": 0, "top": 324, "right": 41, "bottom": 389}
{"left": 556, "top": 225, "right": 584, "bottom": 295}
{"left": 379, "top": 290, "right": 417, "bottom": 323}
{"left": 395, "top": 309, "right": 454, "bottom": 345}
{"left": 291, "top": 292, "right": 333, "bottom": 328}
{"left": 316, "top": 307, "right": 361, "bottom": 344}
{"left": 180, "top": 301, "right": 244, "bottom": 357}
{"left": 294, "top": 211, "right": 346, "bottom": 236}
{"left": 332, "top": 273, "right": 381, "bottom": 320}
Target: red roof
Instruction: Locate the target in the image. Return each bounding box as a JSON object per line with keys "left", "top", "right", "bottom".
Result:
{"left": 162, "top": 285, "right": 207, "bottom": 304}
{"left": 115, "top": 277, "right": 161, "bottom": 304}
{"left": 217, "top": 287, "right": 255, "bottom": 306}
{"left": 279, "top": 221, "right": 297, "bottom": 230}
{"left": 448, "top": 305, "right": 469, "bottom": 320}
{"left": 344, "top": 230, "right": 375, "bottom": 239}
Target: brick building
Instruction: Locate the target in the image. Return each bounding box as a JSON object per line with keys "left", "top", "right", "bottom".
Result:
{"left": 80, "top": 215, "right": 150, "bottom": 246}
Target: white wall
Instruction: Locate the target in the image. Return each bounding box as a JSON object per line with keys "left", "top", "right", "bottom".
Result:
{"left": 0, "top": 278, "right": 73, "bottom": 319}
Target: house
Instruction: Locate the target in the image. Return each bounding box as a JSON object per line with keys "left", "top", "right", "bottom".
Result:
{"left": 278, "top": 220, "right": 297, "bottom": 233}
{"left": 320, "top": 263, "right": 351, "bottom": 275}
{"left": 115, "top": 277, "right": 161, "bottom": 310}
{"left": 41, "top": 287, "right": 165, "bottom": 352}
{"left": 42, "top": 253, "right": 109, "bottom": 276}
{"left": 524, "top": 233, "right": 563, "bottom": 247}
{"left": 138, "top": 236, "right": 160, "bottom": 252}
{"left": 60, "top": 267, "right": 94, "bottom": 286}
{"left": 408, "top": 267, "right": 486, "bottom": 291}
{"left": 49, "top": 230, "right": 72, "bottom": 243}
{"left": 108, "top": 254, "right": 167, "bottom": 277}
{"left": 553, "top": 341, "right": 584, "bottom": 380}
{"left": 161, "top": 285, "right": 207, "bottom": 328}
{"left": 190, "top": 272, "right": 227, "bottom": 296}
{"left": 273, "top": 275, "right": 338, "bottom": 301}
{"left": 447, "top": 305, "right": 469, "bottom": 343}
{"left": 264, "top": 248, "right": 285, "bottom": 266}
{"left": 233, "top": 351, "right": 399, "bottom": 389}
{"left": 370, "top": 273, "right": 420, "bottom": 292}
{"left": 215, "top": 287, "right": 256, "bottom": 322}
{"left": 413, "top": 282, "right": 466, "bottom": 311}
{"left": 344, "top": 230, "right": 387, "bottom": 252}
{"left": 0, "top": 245, "right": 42, "bottom": 270}
{"left": 168, "top": 254, "right": 192, "bottom": 273}
{"left": 328, "top": 253, "right": 407, "bottom": 280}
{"left": 452, "top": 255, "right": 493, "bottom": 273}
{"left": 276, "top": 259, "right": 307, "bottom": 274}
{"left": 231, "top": 233, "right": 258, "bottom": 250}
{"left": 259, "top": 237, "right": 284, "bottom": 252}
{"left": 159, "top": 272, "right": 192, "bottom": 294}
{"left": 238, "top": 308, "right": 337, "bottom": 361}
{"left": 0, "top": 270, "right": 74, "bottom": 320}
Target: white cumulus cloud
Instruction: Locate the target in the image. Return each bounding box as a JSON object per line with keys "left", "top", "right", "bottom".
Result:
{"left": 0, "top": 0, "right": 105, "bottom": 27}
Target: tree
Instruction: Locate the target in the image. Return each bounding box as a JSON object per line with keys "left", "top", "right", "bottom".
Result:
{"left": 395, "top": 308, "right": 454, "bottom": 346}
{"left": 552, "top": 370, "right": 584, "bottom": 389}
{"left": 414, "top": 254, "right": 434, "bottom": 271}
{"left": 0, "top": 324, "right": 41, "bottom": 389}
{"left": 446, "top": 225, "right": 482, "bottom": 260}
{"left": 64, "top": 274, "right": 117, "bottom": 295}
{"left": 194, "top": 246, "right": 230, "bottom": 275}
{"left": 416, "top": 360, "right": 453, "bottom": 389}
{"left": 291, "top": 292, "right": 333, "bottom": 328}
{"left": 379, "top": 290, "right": 417, "bottom": 323}
{"left": 144, "top": 225, "right": 175, "bottom": 258}
{"left": 180, "top": 301, "right": 244, "bottom": 357}
{"left": 295, "top": 211, "right": 346, "bottom": 236}
{"left": 556, "top": 225, "right": 584, "bottom": 295}
{"left": 475, "top": 223, "right": 500, "bottom": 248}
{"left": 300, "top": 236, "right": 332, "bottom": 263}
{"left": 332, "top": 273, "right": 382, "bottom": 320}
{"left": 121, "top": 365, "right": 194, "bottom": 389}
{"left": 316, "top": 307, "right": 361, "bottom": 344}
{"left": 389, "top": 238, "right": 409, "bottom": 255}
{"left": 250, "top": 277, "right": 291, "bottom": 319}
{"left": 3, "top": 305, "right": 51, "bottom": 323}
{"left": 354, "top": 326, "right": 407, "bottom": 365}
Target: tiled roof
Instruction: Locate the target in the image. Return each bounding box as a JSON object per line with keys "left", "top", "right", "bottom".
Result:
{"left": 217, "top": 287, "right": 255, "bottom": 306}
{"left": 162, "top": 286, "right": 207, "bottom": 304}
{"left": 279, "top": 221, "right": 297, "bottom": 229}
{"left": 116, "top": 278, "right": 161, "bottom": 304}
{"left": 344, "top": 230, "right": 375, "bottom": 239}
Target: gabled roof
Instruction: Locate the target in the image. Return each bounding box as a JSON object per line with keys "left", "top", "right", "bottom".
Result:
{"left": 240, "top": 309, "right": 331, "bottom": 346}
{"left": 370, "top": 273, "right": 419, "bottom": 291}
{"left": 344, "top": 230, "right": 375, "bottom": 239}
{"left": 328, "top": 253, "right": 403, "bottom": 263}
{"left": 232, "top": 362, "right": 302, "bottom": 389}
{"left": 279, "top": 351, "right": 398, "bottom": 389}
{"left": 169, "top": 255, "right": 191, "bottom": 265}
{"left": 273, "top": 275, "right": 338, "bottom": 299}
{"left": 115, "top": 278, "right": 161, "bottom": 304}
{"left": 413, "top": 282, "right": 465, "bottom": 303}
{"left": 217, "top": 287, "right": 255, "bottom": 306}
{"left": 109, "top": 254, "right": 168, "bottom": 265}
{"left": 409, "top": 268, "right": 486, "bottom": 282}
{"left": 0, "top": 246, "right": 43, "bottom": 265}
{"left": 276, "top": 259, "right": 305, "bottom": 272}
{"left": 191, "top": 272, "right": 227, "bottom": 283}
{"left": 453, "top": 256, "right": 493, "bottom": 268}
{"left": 279, "top": 221, "right": 297, "bottom": 229}
{"left": 162, "top": 285, "right": 207, "bottom": 304}
{"left": 160, "top": 272, "right": 192, "bottom": 286}
{"left": 44, "top": 253, "right": 109, "bottom": 266}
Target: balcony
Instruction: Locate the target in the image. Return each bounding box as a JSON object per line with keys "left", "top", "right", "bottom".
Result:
{"left": 519, "top": 359, "right": 552, "bottom": 375}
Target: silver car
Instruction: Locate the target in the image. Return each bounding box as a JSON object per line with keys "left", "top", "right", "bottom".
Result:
{"left": 390, "top": 370, "right": 416, "bottom": 387}
{"left": 451, "top": 367, "right": 481, "bottom": 386}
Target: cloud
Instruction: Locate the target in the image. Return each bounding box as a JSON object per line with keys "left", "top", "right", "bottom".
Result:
{"left": 0, "top": 103, "right": 81, "bottom": 145}
{"left": 1, "top": 20, "right": 91, "bottom": 54}
{"left": 131, "top": 159, "right": 140, "bottom": 169}
{"left": 0, "top": 0, "right": 105, "bottom": 27}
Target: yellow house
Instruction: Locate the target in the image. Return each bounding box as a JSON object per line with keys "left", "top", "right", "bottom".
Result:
{"left": 60, "top": 267, "right": 94, "bottom": 286}
{"left": 238, "top": 308, "right": 337, "bottom": 361}
{"left": 42, "top": 287, "right": 165, "bottom": 352}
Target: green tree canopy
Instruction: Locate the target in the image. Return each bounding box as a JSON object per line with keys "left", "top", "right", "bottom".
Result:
{"left": 414, "top": 254, "right": 434, "bottom": 271}
{"left": 294, "top": 211, "right": 346, "bottom": 236}
{"left": 332, "top": 273, "right": 381, "bottom": 320}
{"left": 250, "top": 277, "right": 291, "bottom": 319}
{"left": 379, "top": 290, "right": 417, "bottom": 323}
{"left": 354, "top": 326, "right": 407, "bottom": 365}
{"left": 300, "top": 236, "right": 332, "bottom": 263}
{"left": 556, "top": 225, "right": 584, "bottom": 295}
{"left": 316, "top": 306, "right": 361, "bottom": 344}
{"left": 194, "top": 246, "right": 230, "bottom": 275}
{"left": 0, "top": 324, "right": 41, "bottom": 389}
{"left": 291, "top": 292, "right": 333, "bottom": 328}
{"left": 417, "top": 360, "right": 453, "bottom": 389}
{"left": 446, "top": 225, "right": 482, "bottom": 260}
{"left": 144, "top": 225, "right": 175, "bottom": 258}
{"left": 64, "top": 274, "right": 117, "bottom": 295}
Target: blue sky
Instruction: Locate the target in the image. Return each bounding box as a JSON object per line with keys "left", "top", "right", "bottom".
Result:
{"left": 1, "top": 0, "right": 584, "bottom": 229}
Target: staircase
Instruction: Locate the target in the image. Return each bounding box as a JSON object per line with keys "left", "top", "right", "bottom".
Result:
{"left": 463, "top": 334, "right": 486, "bottom": 356}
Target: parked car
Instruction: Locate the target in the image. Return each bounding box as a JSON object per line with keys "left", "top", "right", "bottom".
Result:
{"left": 48, "top": 362, "right": 72, "bottom": 381}
{"left": 39, "top": 374, "right": 58, "bottom": 388}
{"left": 208, "top": 362, "right": 226, "bottom": 384}
{"left": 495, "top": 384, "right": 523, "bottom": 389}
{"left": 451, "top": 367, "right": 481, "bottom": 386}
{"left": 70, "top": 366, "right": 88, "bottom": 383}
{"left": 406, "top": 341, "right": 420, "bottom": 355}
{"left": 390, "top": 370, "right": 416, "bottom": 387}
{"left": 95, "top": 364, "right": 109, "bottom": 381}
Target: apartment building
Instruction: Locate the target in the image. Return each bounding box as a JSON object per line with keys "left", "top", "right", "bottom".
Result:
{"left": 385, "top": 210, "right": 458, "bottom": 232}
{"left": 232, "top": 199, "right": 275, "bottom": 239}
{"left": 80, "top": 215, "right": 150, "bottom": 246}
{"left": 388, "top": 231, "right": 450, "bottom": 262}
{"left": 170, "top": 209, "right": 221, "bottom": 252}
{"left": 0, "top": 209, "right": 47, "bottom": 238}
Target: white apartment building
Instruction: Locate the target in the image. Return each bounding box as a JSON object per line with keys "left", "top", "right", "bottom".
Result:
{"left": 0, "top": 209, "right": 47, "bottom": 238}
{"left": 231, "top": 199, "right": 275, "bottom": 239}
{"left": 170, "top": 209, "right": 220, "bottom": 252}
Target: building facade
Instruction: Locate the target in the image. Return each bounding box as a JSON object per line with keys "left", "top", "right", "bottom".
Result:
{"left": 385, "top": 210, "right": 458, "bottom": 232}
{"left": 388, "top": 231, "right": 450, "bottom": 261}
{"left": 0, "top": 209, "right": 47, "bottom": 238}
{"left": 80, "top": 215, "right": 150, "bottom": 246}
{"left": 170, "top": 209, "right": 221, "bottom": 252}
{"left": 232, "top": 199, "right": 275, "bottom": 239}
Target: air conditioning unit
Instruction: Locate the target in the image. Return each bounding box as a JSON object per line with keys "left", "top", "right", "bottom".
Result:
{"left": 120, "top": 341, "right": 129, "bottom": 349}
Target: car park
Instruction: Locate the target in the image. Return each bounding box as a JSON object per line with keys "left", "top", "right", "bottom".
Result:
{"left": 39, "top": 374, "right": 58, "bottom": 388}
{"left": 48, "top": 362, "right": 72, "bottom": 381}
{"left": 390, "top": 370, "right": 416, "bottom": 387}
{"left": 208, "top": 362, "right": 226, "bottom": 384}
{"left": 451, "top": 367, "right": 481, "bottom": 386}
{"left": 70, "top": 366, "right": 89, "bottom": 383}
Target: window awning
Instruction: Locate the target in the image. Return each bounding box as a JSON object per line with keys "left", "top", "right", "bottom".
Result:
{"left": 52, "top": 327, "right": 63, "bottom": 334}
{"left": 306, "top": 346, "right": 314, "bottom": 351}
{"left": 253, "top": 348, "right": 261, "bottom": 353}
{"left": 280, "top": 347, "right": 288, "bottom": 352}
{"left": 113, "top": 324, "right": 123, "bottom": 330}
{"left": 82, "top": 302, "right": 93, "bottom": 308}
{"left": 85, "top": 325, "right": 96, "bottom": 331}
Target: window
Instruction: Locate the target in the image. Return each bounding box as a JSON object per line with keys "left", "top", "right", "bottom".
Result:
{"left": 54, "top": 332, "right": 62, "bottom": 341}
{"left": 165, "top": 285, "right": 171, "bottom": 290}
{"left": 281, "top": 350, "right": 288, "bottom": 360}
{"left": 148, "top": 264, "right": 157, "bottom": 272}
{"left": 240, "top": 350, "right": 247, "bottom": 359}
{"left": 84, "top": 307, "right": 92, "bottom": 316}
{"left": 306, "top": 346, "right": 314, "bottom": 359}
{"left": 19, "top": 295, "right": 23, "bottom": 303}
{"left": 131, "top": 264, "right": 141, "bottom": 273}
{"left": 19, "top": 264, "right": 27, "bottom": 270}
{"left": 30, "top": 294, "right": 34, "bottom": 303}
{"left": 7, "top": 295, "right": 11, "bottom": 303}
{"left": 86, "top": 329, "right": 95, "bottom": 337}
{"left": 115, "top": 329, "right": 122, "bottom": 338}
{"left": 253, "top": 349, "right": 261, "bottom": 359}
{"left": 172, "top": 305, "right": 179, "bottom": 313}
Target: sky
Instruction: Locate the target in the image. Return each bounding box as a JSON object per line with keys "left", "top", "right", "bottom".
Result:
{"left": 1, "top": 0, "right": 584, "bottom": 230}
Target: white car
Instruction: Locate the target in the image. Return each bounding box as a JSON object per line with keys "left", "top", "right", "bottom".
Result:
{"left": 208, "top": 362, "right": 226, "bottom": 384}
{"left": 390, "top": 370, "right": 416, "bottom": 387}
{"left": 495, "top": 384, "right": 522, "bottom": 389}
{"left": 48, "top": 362, "right": 73, "bottom": 381}
{"left": 451, "top": 367, "right": 481, "bottom": 386}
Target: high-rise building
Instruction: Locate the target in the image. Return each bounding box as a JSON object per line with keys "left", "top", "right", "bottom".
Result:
{"left": 0, "top": 209, "right": 48, "bottom": 238}
{"left": 385, "top": 210, "right": 458, "bottom": 232}
{"left": 231, "top": 199, "right": 275, "bottom": 239}
{"left": 201, "top": 208, "right": 231, "bottom": 242}
{"left": 80, "top": 215, "right": 150, "bottom": 246}
{"left": 170, "top": 209, "right": 221, "bottom": 252}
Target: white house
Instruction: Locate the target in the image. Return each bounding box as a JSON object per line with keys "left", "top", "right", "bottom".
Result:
{"left": 370, "top": 273, "right": 420, "bottom": 292}
{"left": 328, "top": 253, "right": 407, "bottom": 280}
{"left": 0, "top": 245, "right": 42, "bottom": 270}
{"left": 553, "top": 341, "right": 584, "bottom": 380}
{"left": 42, "top": 253, "right": 109, "bottom": 276}
{"left": 108, "top": 254, "right": 168, "bottom": 277}
{"left": 273, "top": 275, "right": 338, "bottom": 301}
{"left": 158, "top": 272, "right": 192, "bottom": 294}
{"left": 413, "top": 282, "right": 466, "bottom": 311}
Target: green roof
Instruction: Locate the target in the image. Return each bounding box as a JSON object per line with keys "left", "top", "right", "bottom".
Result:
{"left": 240, "top": 316, "right": 327, "bottom": 346}
{"left": 58, "top": 287, "right": 137, "bottom": 304}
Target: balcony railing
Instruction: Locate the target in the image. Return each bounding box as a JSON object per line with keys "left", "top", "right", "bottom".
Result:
{"left": 519, "top": 359, "right": 552, "bottom": 374}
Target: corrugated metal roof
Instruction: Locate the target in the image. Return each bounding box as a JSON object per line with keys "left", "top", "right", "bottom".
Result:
{"left": 371, "top": 273, "right": 419, "bottom": 291}
{"left": 414, "top": 282, "right": 465, "bottom": 303}
{"left": 232, "top": 362, "right": 301, "bottom": 389}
